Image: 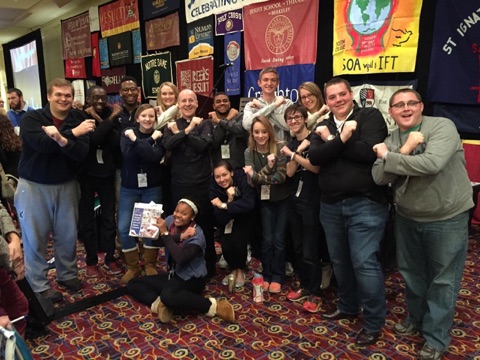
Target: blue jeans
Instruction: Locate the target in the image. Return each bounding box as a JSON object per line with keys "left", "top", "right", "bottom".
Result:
{"left": 395, "top": 211, "right": 469, "bottom": 351}
{"left": 320, "top": 196, "right": 388, "bottom": 333}
{"left": 260, "top": 198, "right": 289, "bottom": 284}
{"left": 118, "top": 186, "right": 162, "bottom": 251}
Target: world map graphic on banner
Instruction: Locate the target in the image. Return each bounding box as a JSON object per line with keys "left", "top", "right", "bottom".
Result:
{"left": 333, "top": 0, "right": 422, "bottom": 75}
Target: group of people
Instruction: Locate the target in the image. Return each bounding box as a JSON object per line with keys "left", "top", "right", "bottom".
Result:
{"left": 0, "top": 67, "right": 472, "bottom": 360}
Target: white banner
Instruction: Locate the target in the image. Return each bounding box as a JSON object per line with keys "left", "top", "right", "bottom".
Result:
{"left": 185, "top": 0, "right": 268, "bottom": 23}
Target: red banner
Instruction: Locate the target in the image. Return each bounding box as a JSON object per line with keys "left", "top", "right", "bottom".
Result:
{"left": 101, "top": 66, "right": 127, "bottom": 94}
{"left": 145, "top": 12, "right": 180, "bottom": 51}
{"left": 91, "top": 33, "right": 101, "bottom": 77}
{"left": 65, "top": 58, "right": 87, "bottom": 79}
{"left": 61, "top": 12, "right": 91, "bottom": 59}
{"left": 175, "top": 56, "right": 213, "bottom": 97}
{"left": 244, "top": 0, "right": 319, "bottom": 70}
{"left": 99, "top": 0, "right": 140, "bottom": 38}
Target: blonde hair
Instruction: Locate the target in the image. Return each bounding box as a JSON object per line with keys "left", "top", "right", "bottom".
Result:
{"left": 156, "top": 82, "right": 179, "bottom": 112}
{"left": 248, "top": 116, "right": 278, "bottom": 154}
{"left": 298, "top": 82, "right": 325, "bottom": 111}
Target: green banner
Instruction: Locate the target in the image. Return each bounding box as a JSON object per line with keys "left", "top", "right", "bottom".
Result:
{"left": 141, "top": 52, "right": 173, "bottom": 100}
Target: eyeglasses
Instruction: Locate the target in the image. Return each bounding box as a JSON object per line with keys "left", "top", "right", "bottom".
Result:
{"left": 121, "top": 87, "right": 138, "bottom": 94}
{"left": 286, "top": 115, "right": 304, "bottom": 122}
{"left": 300, "top": 93, "right": 315, "bottom": 101}
{"left": 391, "top": 100, "right": 422, "bottom": 109}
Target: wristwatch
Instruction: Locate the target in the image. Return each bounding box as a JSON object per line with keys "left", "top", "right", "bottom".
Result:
{"left": 161, "top": 231, "right": 169, "bottom": 236}
{"left": 221, "top": 203, "right": 227, "bottom": 210}
{"left": 327, "top": 134, "right": 335, "bottom": 141}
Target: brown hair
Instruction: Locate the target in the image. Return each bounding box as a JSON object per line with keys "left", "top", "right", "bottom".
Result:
{"left": 248, "top": 116, "right": 277, "bottom": 154}
{"left": 389, "top": 88, "right": 423, "bottom": 107}
{"left": 258, "top": 67, "right": 278, "bottom": 81}
{"left": 135, "top": 104, "right": 156, "bottom": 119}
{"left": 298, "top": 82, "right": 325, "bottom": 111}
{"left": 0, "top": 114, "right": 22, "bottom": 152}
{"left": 156, "top": 82, "right": 179, "bottom": 112}
{"left": 47, "top": 78, "right": 74, "bottom": 96}
{"left": 324, "top": 77, "right": 352, "bottom": 94}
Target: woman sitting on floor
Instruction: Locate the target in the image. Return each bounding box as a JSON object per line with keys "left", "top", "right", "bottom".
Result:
{"left": 127, "top": 198, "right": 235, "bottom": 323}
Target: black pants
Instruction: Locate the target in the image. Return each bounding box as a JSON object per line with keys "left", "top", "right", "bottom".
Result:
{"left": 78, "top": 174, "right": 116, "bottom": 265}
{"left": 127, "top": 273, "right": 210, "bottom": 313}
{"left": 171, "top": 182, "right": 216, "bottom": 276}
{"left": 221, "top": 214, "right": 253, "bottom": 270}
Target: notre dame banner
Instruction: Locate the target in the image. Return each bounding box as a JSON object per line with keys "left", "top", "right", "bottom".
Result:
{"left": 141, "top": 52, "right": 173, "bottom": 100}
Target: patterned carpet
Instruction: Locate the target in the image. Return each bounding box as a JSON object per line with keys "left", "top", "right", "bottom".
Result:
{"left": 25, "top": 231, "right": 480, "bottom": 359}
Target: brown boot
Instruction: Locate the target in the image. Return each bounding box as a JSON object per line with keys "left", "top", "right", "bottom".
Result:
{"left": 144, "top": 248, "right": 159, "bottom": 276}
{"left": 157, "top": 301, "right": 174, "bottom": 323}
{"left": 121, "top": 248, "right": 142, "bottom": 284}
{"left": 215, "top": 299, "right": 235, "bottom": 323}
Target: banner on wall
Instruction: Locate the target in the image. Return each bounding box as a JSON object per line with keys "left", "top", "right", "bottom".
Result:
{"left": 132, "top": 29, "right": 142, "bottom": 64}
{"left": 185, "top": 0, "right": 268, "bottom": 23}
{"left": 143, "top": 0, "right": 179, "bottom": 21}
{"left": 333, "top": 0, "right": 422, "bottom": 75}
{"left": 215, "top": 9, "right": 243, "bottom": 35}
{"left": 224, "top": 32, "right": 241, "bottom": 96}
{"left": 72, "top": 80, "right": 85, "bottom": 105}
{"left": 99, "top": 38, "right": 110, "bottom": 69}
{"left": 65, "top": 58, "right": 87, "bottom": 79}
{"left": 141, "top": 52, "right": 173, "bottom": 99}
{"left": 108, "top": 32, "right": 133, "bottom": 67}
{"left": 89, "top": 6, "right": 100, "bottom": 32}
{"left": 61, "top": 12, "right": 92, "bottom": 59}
{"left": 244, "top": 64, "right": 315, "bottom": 102}
{"left": 188, "top": 17, "right": 214, "bottom": 59}
{"left": 350, "top": 80, "right": 417, "bottom": 132}
{"left": 91, "top": 33, "right": 101, "bottom": 77}
{"left": 101, "top": 66, "right": 126, "bottom": 93}
{"left": 244, "top": 0, "right": 319, "bottom": 70}
{"left": 176, "top": 56, "right": 214, "bottom": 97}
{"left": 427, "top": 1, "right": 480, "bottom": 105}
{"left": 99, "top": 0, "right": 140, "bottom": 38}
{"left": 145, "top": 12, "right": 180, "bottom": 51}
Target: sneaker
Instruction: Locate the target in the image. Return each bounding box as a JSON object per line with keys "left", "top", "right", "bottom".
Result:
{"left": 320, "top": 264, "right": 333, "bottom": 290}
{"left": 418, "top": 343, "right": 444, "bottom": 360}
{"left": 269, "top": 282, "right": 281, "bottom": 293}
{"left": 39, "top": 288, "right": 63, "bottom": 303}
{"left": 285, "top": 262, "right": 294, "bottom": 276}
{"left": 104, "top": 262, "right": 122, "bottom": 275}
{"left": 393, "top": 319, "right": 419, "bottom": 336}
{"left": 218, "top": 254, "right": 228, "bottom": 269}
{"left": 246, "top": 245, "right": 252, "bottom": 265}
{"left": 85, "top": 265, "right": 102, "bottom": 278}
{"left": 286, "top": 288, "right": 310, "bottom": 302}
{"left": 303, "top": 295, "right": 322, "bottom": 313}
{"left": 57, "top": 278, "right": 82, "bottom": 292}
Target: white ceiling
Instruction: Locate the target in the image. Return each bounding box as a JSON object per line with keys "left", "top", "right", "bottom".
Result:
{"left": 0, "top": 0, "right": 90, "bottom": 45}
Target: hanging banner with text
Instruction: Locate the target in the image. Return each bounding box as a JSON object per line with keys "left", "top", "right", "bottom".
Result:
{"left": 65, "top": 58, "right": 87, "bottom": 79}
{"left": 99, "top": 0, "right": 140, "bottom": 38}
{"left": 333, "top": 0, "right": 422, "bottom": 75}
{"left": 244, "top": 64, "right": 315, "bottom": 102}
{"left": 215, "top": 8, "right": 243, "bottom": 35}
{"left": 61, "top": 12, "right": 91, "bottom": 59}
{"left": 188, "top": 17, "right": 214, "bottom": 59}
{"left": 185, "top": 0, "right": 268, "bottom": 24}
{"left": 101, "top": 66, "right": 126, "bottom": 94}
{"left": 244, "top": 0, "right": 318, "bottom": 70}
{"left": 176, "top": 56, "right": 214, "bottom": 97}
{"left": 145, "top": 12, "right": 180, "bottom": 51}
{"left": 91, "top": 33, "right": 101, "bottom": 77}
{"left": 99, "top": 38, "right": 110, "bottom": 69}
{"left": 141, "top": 52, "right": 173, "bottom": 100}
{"left": 143, "top": 0, "right": 179, "bottom": 21}
{"left": 132, "top": 29, "right": 142, "bottom": 64}
{"left": 427, "top": 1, "right": 480, "bottom": 105}
{"left": 108, "top": 31, "right": 133, "bottom": 67}
{"left": 224, "top": 32, "right": 241, "bottom": 96}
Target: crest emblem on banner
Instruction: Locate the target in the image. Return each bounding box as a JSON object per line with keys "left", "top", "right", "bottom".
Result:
{"left": 359, "top": 88, "right": 375, "bottom": 107}
{"left": 265, "top": 16, "right": 294, "bottom": 55}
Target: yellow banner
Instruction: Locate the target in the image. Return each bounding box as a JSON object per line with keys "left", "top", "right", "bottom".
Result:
{"left": 333, "top": 0, "right": 422, "bottom": 75}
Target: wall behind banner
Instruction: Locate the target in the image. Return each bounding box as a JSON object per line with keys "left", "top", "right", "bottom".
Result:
{"left": 0, "top": 0, "right": 442, "bottom": 120}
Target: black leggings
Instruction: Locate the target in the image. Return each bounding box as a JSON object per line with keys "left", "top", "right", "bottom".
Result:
{"left": 127, "top": 273, "right": 210, "bottom": 314}
{"left": 221, "top": 214, "right": 253, "bottom": 270}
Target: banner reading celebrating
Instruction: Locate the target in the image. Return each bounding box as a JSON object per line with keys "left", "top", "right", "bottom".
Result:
{"left": 244, "top": 0, "right": 319, "bottom": 70}
{"left": 333, "top": 0, "right": 422, "bottom": 75}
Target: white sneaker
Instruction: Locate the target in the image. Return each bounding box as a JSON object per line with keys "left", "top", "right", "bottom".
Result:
{"left": 321, "top": 264, "right": 333, "bottom": 290}
{"left": 285, "top": 261, "right": 294, "bottom": 276}
{"left": 246, "top": 245, "right": 252, "bottom": 265}
{"left": 218, "top": 254, "right": 228, "bottom": 269}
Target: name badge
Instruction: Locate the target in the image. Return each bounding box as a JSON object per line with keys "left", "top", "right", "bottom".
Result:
{"left": 137, "top": 173, "right": 148, "bottom": 188}
{"left": 260, "top": 185, "right": 271, "bottom": 200}
{"left": 96, "top": 149, "right": 104, "bottom": 164}
{"left": 224, "top": 219, "right": 234, "bottom": 234}
{"left": 295, "top": 180, "right": 303, "bottom": 198}
{"left": 221, "top": 144, "right": 230, "bottom": 159}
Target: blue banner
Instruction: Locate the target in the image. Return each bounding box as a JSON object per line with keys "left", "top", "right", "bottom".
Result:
{"left": 244, "top": 64, "right": 315, "bottom": 102}
{"left": 224, "top": 32, "right": 241, "bottom": 96}
{"left": 143, "top": 0, "right": 179, "bottom": 21}
{"left": 215, "top": 9, "right": 243, "bottom": 35}
{"left": 99, "top": 38, "right": 109, "bottom": 69}
{"left": 132, "top": 29, "right": 142, "bottom": 64}
{"left": 427, "top": 1, "right": 480, "bottom": 105}
{"left": 187, "top": 17, "right": 214, "bottom": 59}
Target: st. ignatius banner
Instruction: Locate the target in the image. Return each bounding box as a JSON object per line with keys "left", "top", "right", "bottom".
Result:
{"left": 244, "top": 0, "right": 318, "bottom": 70}
{"left": 176, "top": 56, "right": 214, "bottom": 97}
{"left": 141, "top": 52, "right": 173, "bottom": 99}
{"left": 333, "top": 0, "right": 422, "bottom": 75}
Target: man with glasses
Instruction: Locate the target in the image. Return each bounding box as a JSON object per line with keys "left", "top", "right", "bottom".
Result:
{"left": 372, "top": 89, "right": 473, "bottom": 360}
{"left": 309, "top": 77, "right": 389, "bottom": 348}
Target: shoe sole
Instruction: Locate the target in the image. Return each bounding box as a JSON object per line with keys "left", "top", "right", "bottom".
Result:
{"left": 287, "top": 295, "right": 309, "bottom": 302}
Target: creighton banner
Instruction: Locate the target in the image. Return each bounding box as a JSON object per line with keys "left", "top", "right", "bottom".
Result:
{"left": 141, "top": 52, "right": 173, "bottom": 99}
{"left": 333, "top": 0, "right": 422, "bottom": 75}
{"left": 185, "top": 0, "right": 268, "bottom": 23}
